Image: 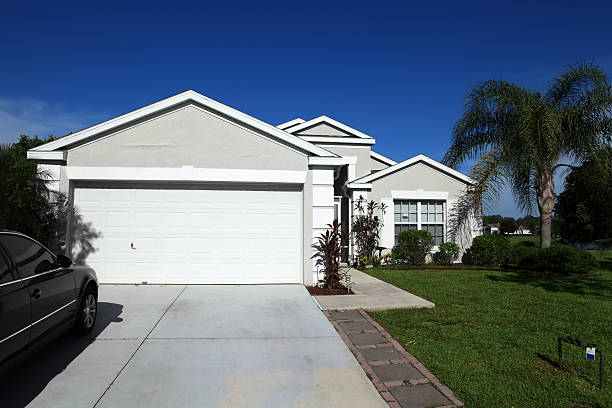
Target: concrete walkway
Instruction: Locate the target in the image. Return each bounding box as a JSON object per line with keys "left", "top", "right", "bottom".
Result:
{"left": 314, "top": 268, "right": 434, "bottom": 311}
{"left": 327, "top": 310, "right": 464, "bottom": 408}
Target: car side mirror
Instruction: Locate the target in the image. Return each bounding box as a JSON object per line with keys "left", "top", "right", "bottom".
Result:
{"left": 57, "top": 254, "right": 73, "bottom": 268}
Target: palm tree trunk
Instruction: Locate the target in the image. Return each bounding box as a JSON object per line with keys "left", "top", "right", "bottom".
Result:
{"left": 537, "top": 169, "right": 555, "bottom": 248}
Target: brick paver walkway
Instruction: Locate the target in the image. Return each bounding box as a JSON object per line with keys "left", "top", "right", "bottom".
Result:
{"left": 325, "top": 309, "right": 464, "bottom": 408}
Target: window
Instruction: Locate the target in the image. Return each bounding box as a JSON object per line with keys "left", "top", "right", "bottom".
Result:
{"left": 394, "top": 200, "right": 445, "bottom": 246}
{"left": 0, "top": 235, "right": 56, "bottom": 278}
{"left": 0, "top": 252, "right": 12, "bottom": 284}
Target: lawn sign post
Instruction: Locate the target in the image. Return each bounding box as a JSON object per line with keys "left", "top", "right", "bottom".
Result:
{"left": 558, "top": 335, "right": 604, "bottom": 390}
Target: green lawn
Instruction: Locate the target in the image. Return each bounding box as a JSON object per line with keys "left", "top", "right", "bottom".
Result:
{"left": 366, "top": 253, "right": 612, "bottom": 408}
{"left": 507, "top": 234, "right": 540, "bottom": 245}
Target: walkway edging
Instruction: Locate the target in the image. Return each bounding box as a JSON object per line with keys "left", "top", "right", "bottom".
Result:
{"left": 325, "top": 309, "right": 464, "bottom": 408}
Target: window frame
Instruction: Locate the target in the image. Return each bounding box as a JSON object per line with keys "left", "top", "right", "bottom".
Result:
{"left": 394, "top": 199, "right": 446, "bottom": 246}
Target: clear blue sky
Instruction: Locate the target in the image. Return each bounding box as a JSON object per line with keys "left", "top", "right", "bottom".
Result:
{"left": 1, "top": 1, "right": 611, "bottom": 217}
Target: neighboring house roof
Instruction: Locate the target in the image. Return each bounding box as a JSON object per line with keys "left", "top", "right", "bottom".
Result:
{"left": 486, "top": 223, "right": 500, "bottom": 228}
{"left": 370, "top": 151, "right": 397, "bottom": 166}
{"left": 350, "top": 154, "right": 474, "bottom": 185}
{"left": 283, "top": 115, "right": 373, "bottom": 139}
{"left": 276, "top": 118, "right": 305, "bottom": 130}
{"left": 29, "top": 91, "right": 336, "bottom": 159}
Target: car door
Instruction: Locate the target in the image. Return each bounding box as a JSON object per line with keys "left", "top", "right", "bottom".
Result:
{"left": 0, "top": 234, "right": 77, "bottom": 342}
{"left": 0, "top": 244, "right": 31, "bottom": 363}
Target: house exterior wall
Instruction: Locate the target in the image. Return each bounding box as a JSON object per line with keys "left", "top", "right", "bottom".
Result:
{"left": 67, "top": 105, "right": 308, "bottom": 170}
{"left": 365, "top": 162, "right": 478, "bottom": 256}
{"left": 370, "top": 157, "right": 390, "bottom": 173}
{"left": 296, "top": 123, "right": 351, "bottom": 137}
{"left": 316, "top": 145, "right": 371, "bottom": 180}
{"left": 49, "top": 104, "right": 331, "bottom": 284}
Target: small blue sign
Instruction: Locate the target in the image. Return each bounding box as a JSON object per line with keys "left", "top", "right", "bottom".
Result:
{"left": 586, "top": 347, "right": 596, "bottom": 360}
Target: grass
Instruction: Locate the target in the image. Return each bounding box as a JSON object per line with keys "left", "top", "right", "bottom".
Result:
{"left": 507, "top": 234, "right": 540, "bottom": 245}
{"left": 365, "top": 252, "right": 612, "bottom": 408}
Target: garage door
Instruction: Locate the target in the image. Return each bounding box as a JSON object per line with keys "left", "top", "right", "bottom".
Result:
{"left": 72, "top": 185, "right": 301, "bottom": 284}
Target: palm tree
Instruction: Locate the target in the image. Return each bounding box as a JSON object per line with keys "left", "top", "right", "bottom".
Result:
{"left": 443, "top": 63, "right": 612, "bottom": 248}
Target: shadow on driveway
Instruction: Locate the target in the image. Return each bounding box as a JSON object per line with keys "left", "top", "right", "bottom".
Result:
{"left": 0, "top": 302, "right": 123, "bottom": 408}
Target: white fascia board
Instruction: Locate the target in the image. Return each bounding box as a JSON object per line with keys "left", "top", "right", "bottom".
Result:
{"left": 284, "top": 115, "right": 373, "bottom": 139}
{"left": 352, "top": 154, "right": 475, "bottom": 184}
{"left": 30, "top": 90, "right": 335, "bottom": 158}
{"left": 298, "top": 136, "right": 376, "bottom": 145}
{"left": 276, "top": 118, "right": 305, "bottom": 130}
{"left": 27, "top": 150, "right": 66, "bottom": 161}
{"left": 370, "top": 151, "right": 397, "bottom": 166}
{"left": 346, "top": 182, "right": 372, "bottom": 190}
{"left": 308, "top": 157, "right": 346, "bottom": 166}
{"left": 66, "top": 166, "right": 307, "bottom": 184}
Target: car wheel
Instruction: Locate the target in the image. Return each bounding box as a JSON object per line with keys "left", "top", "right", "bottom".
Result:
{"left": 74, "top": 287, "right": 97, "bottom": 335}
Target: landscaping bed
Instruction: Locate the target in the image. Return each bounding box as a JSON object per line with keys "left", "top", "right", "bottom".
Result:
{"left": 306, "top": 284, "right": 353, "bottom": 295}
{"left": 363, "top": 251, "right": 612, "bottom": 407}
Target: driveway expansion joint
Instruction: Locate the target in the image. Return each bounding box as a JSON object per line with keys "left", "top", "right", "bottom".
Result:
{"left": 325, "top": 309, "right": 464, "bottom": 408}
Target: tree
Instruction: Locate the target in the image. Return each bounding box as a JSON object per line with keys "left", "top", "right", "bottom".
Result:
{"left": 517, "top": 215, "right": 539, "bottom": 235}
{"left": 556, "top": 147, "right": 612, "bottom": 246}
{"left": 500, "top": 217, "right": 518, "bottom": 235}
{"left": 482, "top": 214, "right": 502, "bottom": 226}
{"left": 443, "top": 63, "right": 612, "bottom": 248}
{"left": 0, "top": 135, "right": 58, "bottom": 245}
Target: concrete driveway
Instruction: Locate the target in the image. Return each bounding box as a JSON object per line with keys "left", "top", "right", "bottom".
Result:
{"left": 2, "top": 285, "right": 386, "bottom": 408}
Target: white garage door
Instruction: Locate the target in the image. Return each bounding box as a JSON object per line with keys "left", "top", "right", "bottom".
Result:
{"left": 72, "top": 185, "right": 301, "bottom": 284}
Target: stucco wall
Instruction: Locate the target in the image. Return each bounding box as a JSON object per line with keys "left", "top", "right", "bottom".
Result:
{"left": 296, "top": 123, "right": 350, "bottom": 137}
{"left": 366, "top": 162, "right": 477, "bottom": 255}
{"left": 317, "top": 145, "right": 372, "bottom": 180}
{"left": 67, "top": 105, "right": 308, "bottom": 170}
{"left": 368, "top": 162, "right": 466, "bottom": 203}
{"left": 370, "top": 156, "right": 390, "bottom": 173}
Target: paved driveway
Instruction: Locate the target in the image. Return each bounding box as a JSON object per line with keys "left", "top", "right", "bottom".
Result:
{"left": 2, "top": 285, "right": 386, "bottom": 408}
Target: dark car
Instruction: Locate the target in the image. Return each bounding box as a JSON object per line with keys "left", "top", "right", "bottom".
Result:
{"left": 0, "top": 230, "right": 98, "bottom": 365}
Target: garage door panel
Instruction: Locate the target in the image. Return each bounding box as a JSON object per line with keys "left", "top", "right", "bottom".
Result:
{"left": 73, "top": 186, "right": 301, "bottom": 284}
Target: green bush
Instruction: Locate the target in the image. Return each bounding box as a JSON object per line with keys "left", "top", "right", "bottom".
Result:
{"left": 505, "top": 243, "right": 540, "bottom": 265}
{"left": 461, "top": 247, "right": 474, "bottom": 265}
{"left": 433, "top": 242, "right": 460, "bottom": 265}
{"left": 518, "top": 244, "right": 596, "bottom": 274}
{"left": 392, "top": 230, "right": 434, "bottom": 265}
{"left": 470, "top": 234, "right": 510, "bottom": 266}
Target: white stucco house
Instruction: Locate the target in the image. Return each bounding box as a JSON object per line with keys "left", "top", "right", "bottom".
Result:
{"left": 28, "top": 90, "right": 479, "bottom": 285}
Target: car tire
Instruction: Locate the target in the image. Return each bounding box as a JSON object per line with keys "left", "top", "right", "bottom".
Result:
{"left": 74, "top": 286, "right": 97, "bottom": 335}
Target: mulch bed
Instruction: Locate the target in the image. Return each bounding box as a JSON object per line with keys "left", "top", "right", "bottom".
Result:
{"left": 306, "top": 284, "right": 353, "bottom": 295}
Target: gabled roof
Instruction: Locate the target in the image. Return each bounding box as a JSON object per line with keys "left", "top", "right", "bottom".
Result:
{"left": 283, "top": 115, "right": 373, "bottom": 139}
{"left": 370, "top": 151, "right": 397, "bottom": 166}
{"left": 276, "top": 118, "right": 305, "bottom": 130}
{"left": 351, "top": 154, "right": 474, "bottom": 185}
{"left": 29, "top": 91, "right": 336, "bottom": 158}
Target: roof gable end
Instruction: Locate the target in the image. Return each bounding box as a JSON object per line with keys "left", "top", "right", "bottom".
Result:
{"left": 352, "top": 154, "right": 474, "bottom": 185}
{"left": 29, "top": 91, "right": 335, "bottom": 158}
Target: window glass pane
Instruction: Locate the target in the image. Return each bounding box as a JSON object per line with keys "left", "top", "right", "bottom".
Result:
{"left": 435, "top": 213, "right": 442, "bottom": 222}
{"left": 0, "top": 235, "right": 55, "bottom": 278}
{"left": 409, "top": 202, "right": 417, "bottom": 213}
{"left": 0, "top": 253, "right": 12, "bottom": 284}
{"left": 408, "top": 213, "right": 416, "bottom": 223}
{"left": 437, "top": 202, "right": 443, "bottom": 213}
{"left": 394, "top": 202, "right": 401, "bottom": 214}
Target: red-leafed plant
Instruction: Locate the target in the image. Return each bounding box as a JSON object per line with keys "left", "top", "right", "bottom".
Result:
{"left": 312, "top": 219, "right": 343, "bottom": 289}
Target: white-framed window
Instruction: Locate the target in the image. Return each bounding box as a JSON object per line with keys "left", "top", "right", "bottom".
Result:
{"left": 394, "top": 200, "right": 445, "bottom": 246}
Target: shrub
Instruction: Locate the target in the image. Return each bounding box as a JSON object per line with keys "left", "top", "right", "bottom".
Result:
{"left": 312, "top": 219, "right": 343, "bottom": 288}
{"left": 519, "top": 244, "right": 596, "bottom": 274}
{"left": 392, "top": 230, "right": 434, "bottom": 265}
{"left": 505, "top": 243, "right": 540, "bottom": 265}
{"left": 461, "top": 247, "right": 474, "bottom": 265}
{"left": 433, "top": 242, "right": 460, "bottom": 265}
{"left": 470, "top": 234, "right": 510, "bottom": 266}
